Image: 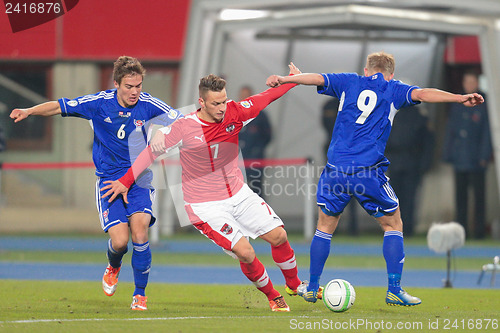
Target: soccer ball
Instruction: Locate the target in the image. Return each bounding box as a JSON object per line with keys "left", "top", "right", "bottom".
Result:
{"left": 322, "top": 279, "right": 356, "bottom": 312}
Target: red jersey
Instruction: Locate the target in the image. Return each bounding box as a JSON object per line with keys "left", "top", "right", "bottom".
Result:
{"left": 120, "top": 83, "right": 295, "bottom": 203}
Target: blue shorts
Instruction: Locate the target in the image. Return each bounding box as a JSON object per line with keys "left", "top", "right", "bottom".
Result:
{"left": 317, "top": 163, "right": 399, "bottom": 217}
{"left": 96, "top": 177, "right": 157, "bottom": 232}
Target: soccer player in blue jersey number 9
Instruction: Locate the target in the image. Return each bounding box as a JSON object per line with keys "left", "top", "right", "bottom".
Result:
{"left": 267, "top": 52, "right": 484, "bottom": 307}
{"left": 10, "top": 56, "right": 183, "bottom": 310}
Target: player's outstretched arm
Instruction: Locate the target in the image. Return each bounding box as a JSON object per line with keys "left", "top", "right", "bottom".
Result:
{"left": 266, "top": 70, "right": 324, "bottom": 88}
{"left": 10, "top": 101, "right": 62, "bottom": 123}
{"left": 411, "top": 88, "right": 484, "bottom": 107}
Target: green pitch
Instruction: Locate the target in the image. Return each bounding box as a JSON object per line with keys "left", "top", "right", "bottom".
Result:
{"left": 0, "top": 280, "right": 498, "bottom": 333}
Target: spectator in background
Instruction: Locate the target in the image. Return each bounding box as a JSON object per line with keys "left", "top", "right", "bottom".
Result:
{"left": 443, "top": 71, "right": 492, "bottom": 239}
{"left": 0, "top": 125, "right": 5, "bottom": 152}
{"left": 385, "top": 104, "right": 434, "bottom": 237}
{"left": 321, "top": 97, "right": 339, "bottom": 155}
{"left": 238, "top": 85, "right": 272, "bottom": 197}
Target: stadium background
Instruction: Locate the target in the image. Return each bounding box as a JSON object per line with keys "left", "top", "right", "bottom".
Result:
{"left": 0, "top": 0, "right": 500, "bottom": 240}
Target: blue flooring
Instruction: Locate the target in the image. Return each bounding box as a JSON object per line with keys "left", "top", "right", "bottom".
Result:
{"left": 1, "top": 236, "right": 498, "bottom": 289}
{"left": 0, "top": 262, "right": 497, "bottom": 289}
{"left": 1, "top": 236, "right": 499, "bottom": 258}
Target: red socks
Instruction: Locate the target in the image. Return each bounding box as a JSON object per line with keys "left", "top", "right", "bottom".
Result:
{"left": 240, "top": 257, "right": 280, "bottom": 300}
{"left": 272, "top": 241, "right": 301, "bottom": 290}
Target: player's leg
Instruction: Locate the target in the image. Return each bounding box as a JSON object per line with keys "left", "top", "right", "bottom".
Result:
{"left": 128, "top": 212, "right": 152, "bottom": 310}
{"left": 104, "top": 223, "right": 130, "bottom": 295}
{"left": 97, "top": 178, "right": 129, "bottom": 297}
{"left": 305, "top": 164, "right": 348, "bottom": 302}
{"left": 187, "top": 199, "right": 288, "bottom": 311}
{"left": 232, "top": 185, "right": 298, "bottom": 308}
{"left": 125, "top": 185, "right": 157, "bottom": 310}
{"left": 304, "top": 207, "right": 340, "bottom": 302}
{"left": 355, "top": 163, "right": 419, "bottom": 306}
{"left": 232, "top": 237, "right": 289, "bottom": 312}
{"left": 259, "top": 226, "right": 301, "bottom": 296}
{"left": 377, "top": 209, "right": 421, "bottom": 306}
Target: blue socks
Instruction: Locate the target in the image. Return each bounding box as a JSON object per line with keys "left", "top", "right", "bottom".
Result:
{"left": 308, "top": 229, "right": 404, "bottom": 294}
{"left": 308, "top": 229, "right": 332, "bottom": 292}
{"left": 107, "top": 239, "right": 127, "bottom": 268}
{"left": 383, "top": 230, "right": 405, "bottom": 294}
{"left": 131, "top": 241, "right": 151, "bottom": 297}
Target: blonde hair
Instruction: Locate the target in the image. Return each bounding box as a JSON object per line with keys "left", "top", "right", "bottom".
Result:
{"left": 366, "top": 52, "right": 395, "bottom": 75}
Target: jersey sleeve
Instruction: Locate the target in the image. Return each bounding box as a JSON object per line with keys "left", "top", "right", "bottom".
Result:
{"left": 391, "top": 81, "right": 421, "bottom": 109}
{"left": 58, "top": 92, "right": 103, "bottom": 120}
{"left": 235, "top": 82, "right": 297, "bottom": 122}
{"left": 152, "top": 109, "right": 184, "bottom": 126}
{"left": 316, "top": 73, "right": 354, "bottom": 98}
{"left": 143, "top": 93, "right": 184, "bottom": 125}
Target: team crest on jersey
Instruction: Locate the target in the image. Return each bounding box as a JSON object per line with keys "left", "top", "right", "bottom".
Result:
{"left": 67, "top": 100, "right": 78, "bottom": 107}
{"left": 119, "top": 111, "right": 131, "bottom": 118}
{"left": 134, "top": 119, "right": 145, "bottom": 127}
{"left": 226, "top": 123, "right": 236, "bottom": 133}
{"left": 240, "top": 100, "right": 253, "bottom": 108}
{"left": 220, "top": 223, "right": 233, "bottom": 235}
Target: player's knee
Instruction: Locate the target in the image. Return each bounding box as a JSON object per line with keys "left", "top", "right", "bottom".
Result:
{"left": 234, "top": 246, "right": 255, "bottom": 263}
{"left": 270, "top": 228, "right": 288, "bottom": 246}
{"left": 131, "top": 230, "right": 148, "bottom": 244}
{"left": 260, "top": 226, "right": 288, "bottom": 246}
{"left": 111, "top": 238, "right": 128, "bottom": 252}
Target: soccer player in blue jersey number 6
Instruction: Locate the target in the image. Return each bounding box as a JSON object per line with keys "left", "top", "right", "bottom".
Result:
{"left": 267, "top": 52, "right": 484, "bottom": 306}
{"left": 10, "top": 56, "right": 183, "bottom": 310}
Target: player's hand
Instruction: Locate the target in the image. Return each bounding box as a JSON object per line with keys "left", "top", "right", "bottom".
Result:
{"left": 10, "top": 108, "right": 30, "bottom": 123}
{"left": 266, "top": 75, "right": 283, "bottom": 87}
{"left": 101, "top": 180, "right": 129, "bottom": 204}
{"left": 288, "top": 62, "right": 301, "bottom": 75}
{"left": 462, "top": 93, "right": 484, "bottom": 107}
{"left": 150, "top": 129, "right": 167, "bottom": 155}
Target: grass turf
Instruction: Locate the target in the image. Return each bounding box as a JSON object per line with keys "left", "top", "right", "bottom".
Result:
{"left": 1, "top": 234, "right": 499, "bottom": 332}
{"left": 0, "top": 280, "right": 498, "bottom": 333}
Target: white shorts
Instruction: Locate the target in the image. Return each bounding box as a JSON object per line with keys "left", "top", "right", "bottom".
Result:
{"left": 185, "top": 184, "right": 284, "bottom": 252}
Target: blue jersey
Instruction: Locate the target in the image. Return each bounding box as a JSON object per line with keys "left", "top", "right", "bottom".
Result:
{"left": 59, "top": 89, "right": 182, "bottom": 182}
{"left": 318, "top": 72, "right": 420, "bottom": 169}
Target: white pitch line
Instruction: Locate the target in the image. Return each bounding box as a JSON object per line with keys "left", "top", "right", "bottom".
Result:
{"left": 0, "top": 315, "right": 324, "bottom": 324}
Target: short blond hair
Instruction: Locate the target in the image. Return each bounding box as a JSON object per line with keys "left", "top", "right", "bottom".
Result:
{"left": 366, "top": 52, "right": 395, "bottom": 75}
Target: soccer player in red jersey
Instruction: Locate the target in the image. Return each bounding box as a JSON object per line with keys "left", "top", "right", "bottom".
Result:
{"left": 101, "top": 64, "right": 304, "bottom": 312}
